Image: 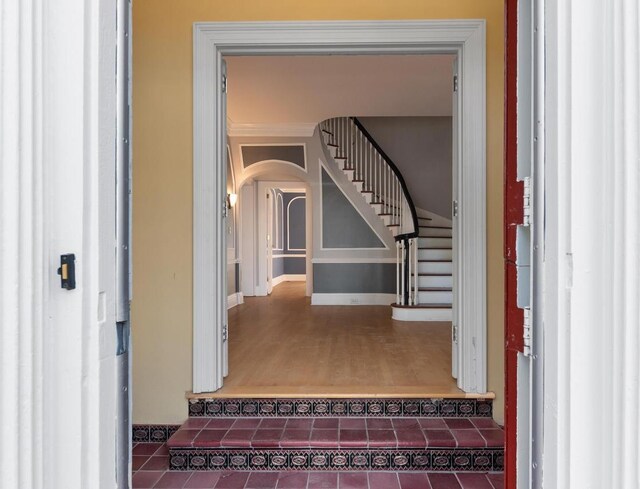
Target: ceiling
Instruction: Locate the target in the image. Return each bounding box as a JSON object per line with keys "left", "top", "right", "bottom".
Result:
{"left": 225, "top": 55, "right": 455, "bottom": 125}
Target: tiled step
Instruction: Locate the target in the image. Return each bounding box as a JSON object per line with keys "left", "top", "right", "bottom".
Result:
{"left": 167, "top": 416, "right": 503, "bottom": 472}
{"left": 187, "top": 398, "right": 493, "bottom": 418}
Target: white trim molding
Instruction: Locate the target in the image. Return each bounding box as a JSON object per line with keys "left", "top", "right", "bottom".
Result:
{"left": 311, "top": 293, "right": 396, "bottom": 306}
{"left": 311, "top": 257, "right": 398, "bottom": 264}
{"left": 286, "top": 195, "right": 306, "bottom": 251}
{"left": 228, "top": 122, "right": 316, "bottom": 137}
{"left": 239, "top": 143, "right": 307, "bottom": 172}
{"left": 272, "top": 274, "right": 306, "bottom": 287}
{"left": 193, "top": 20, "right": 486, "bottom": 394}
{"left": 227, "top": 292, "right": 244, "bottom": 309}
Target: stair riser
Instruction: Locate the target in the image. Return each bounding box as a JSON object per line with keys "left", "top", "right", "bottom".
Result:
{"left": 352, "top": 181, "right": 364, "bottom": 192}
{"left": 342, "top": 168, "right": 355, "bottom": 180}
{"left": 419, "top": 237, "right": 452, "bottom": 248}
{"left": 392, "top": 306, "right": 452, "bottom": 322}
{"left": 418, "top": 290, "right": 453, "bottom": 303}
{"left": 418, "top": 275, "right": 453, "bottom": 288}
{"left": 419, "top": 228, "right": 452, "bottom": 237}
{"left": 168, "top": 448, "right": 503, "bottom": 472}
{"left": 418, "top": 262, "right": 452, "bottom": 274}
{"left": 418, "top": 249, "right": 453, "bottom": 260}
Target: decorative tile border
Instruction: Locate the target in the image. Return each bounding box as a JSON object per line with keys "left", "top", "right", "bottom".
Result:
{"left": 187, "top": 398, "right": 493, "bottom": 418}
{"left": 133, "top": 424, "right": 181, "bottom": 443}
{"left": 168, "top": 448, "right": 503, "bottom": 472}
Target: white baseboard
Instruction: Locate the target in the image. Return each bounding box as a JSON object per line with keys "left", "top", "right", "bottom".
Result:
{"left": 272, "top": 274, "right": 306, "bottom": 287}
{"left": 311, "top": 293, "right": 395, "bottom": 306}
{"left": 227, "top": 292, "right": 244, "bottom": 309}
{"left": 391, "top": 305, "right": 452, "bottom": 322}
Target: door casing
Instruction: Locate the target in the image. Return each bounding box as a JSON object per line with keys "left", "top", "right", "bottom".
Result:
{"left": 192, "top": 20, "right": 488, "bottom": 395}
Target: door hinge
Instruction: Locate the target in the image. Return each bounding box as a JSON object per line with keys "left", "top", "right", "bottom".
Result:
{"left": 453, "top": 200, "right": 459, "bottom": 217}
{"left": 452, "top": 324, "right": 458, "bottom": 344}
{"left": 523, "top": 307, "right": 532, "bottom": 356}
{"left": 523, "top": 176, "right": 531, "bottom": 226}
{"left": 222, "top": 323, "right": 228, "bottom": 342}
{"left": 222, "top": 197, "right": 229, "bottom": 218}
{"left": 453, "top": 75, "right": 458, "bottom": 93}
{"left": 222, "top": 74, "right": 227, "bottom": 93}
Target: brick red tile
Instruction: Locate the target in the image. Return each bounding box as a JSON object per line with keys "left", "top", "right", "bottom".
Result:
{"left": 168, "top": 430, "right": 200, "bottom": 448}
{"left": 418, "top": 418, "right": 448, "bottom": 430}
{"left": 428, "top": 473, "right": 462, "bottom": 489}
{"left": 182, "top": 418, "right": 211, "bottom": 429}
{"left": 214, "top": 471, "right": 250, "bottom": 488}
{"left": 313, "top": 418, "right": 339, "bottom": 429}
{"left": 251, "top": 429, "right": 284, "bottom": 448}
{"left": 339, "top": 429, "right": 368, "bottom": 448}
{"left": 470, "top": 418, "right": 501, "bottom": 429}
{"left": 258, "top": 418, "right": 287, "bottom": 429}
{"left": 221, "top": 429, "right": 255, "bottom": 447}
{"left": 398, "top": 473, "right": 432, "bottom": 489}
{"left": 133, "top": 455, "right": 149, "bottom": 470}
{"left": 139, "top": 455, "right": 169, "bottom": 471}
{"left": 424, "top": 429, "right": 456, "bottom": 448}
{"left": 391, "top": 418, "right": 421, "bottom": 430}
{"left": 486, "top": 473, "right": 504, "bottom": 489}
{"left": 308, "top": 471, "right": 338, "bottom": 489}
{"left": 339, "top": 472, "right": 368, "bottom": 489}
{"left": 245, "top": 471, "right": 279, "bottom": 488}
{"left": 132, "top": 470, "right": 164, "bottom": 488}
{"left": 133, "top": 443, "right": 164, "bottom": 456}
{"left": 232, "top": 418, "right": 262, "bottom": 429}
{"left": 339, "top": 418, "right": 366, "bottom": 429}
{"left": 369, "top": 472, "right": 401, "bottom": 489}
{"left": 205, "top": 419, "right": 235, "bottom": 429}
{"left": 444, "top": 419, "right": 474, "bottom": 430}
{"left": 366, "top": 418, "right": 393, "bottom": 430}
{"left": 154, "top": 444, "right": 170, "bottom": 456}
{"left": 193, "top": 429, "right": 227, "bottom": 448}
{"left": 285, "top": 418, "right": 313, "bottom": 429}
{"left": 479, "top": 429, "right": 504, "bottom": 448}
{"left": 183, "top": 471, "right": 221, "bottom": 488}
{"left": 280, "top": 429, "right": 311, "bottom": 448}
{"left": 276, "top": 472, "right": 309, "bottom": 488}
{"left": 154, "top": 470, "right": 193, "bottom": 488}
{"left": 456, "top": 473, "right": 493, "bottom": 489}
{"left": 367, "top": 429, "right": 397, "bottom": 448}
{"left": 309, "top": 429, "right": 340, "bottom": 448}
{"left": 452, "top": 429, "right": 486, "bottom": 447}
{"left": 395, "top": 429, "right": 427, "bottom": 448}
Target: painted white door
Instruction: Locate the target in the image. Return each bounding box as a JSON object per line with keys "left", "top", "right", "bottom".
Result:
{"left": 221, "top": 59, "right": 229, "bottom": 379}
{"left": 451, "top": 58, "right": 460, "bottom": 380}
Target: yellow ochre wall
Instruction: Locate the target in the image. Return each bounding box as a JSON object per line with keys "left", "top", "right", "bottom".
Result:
{"left": 132, "top": 0, "right": 505, "bottom": 424}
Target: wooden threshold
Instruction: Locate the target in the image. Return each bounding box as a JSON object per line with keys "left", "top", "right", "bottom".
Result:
{"left": 187, "top": 386, "right": 496, "bottom": 400}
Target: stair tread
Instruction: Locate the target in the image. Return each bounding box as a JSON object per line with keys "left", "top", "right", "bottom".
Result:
{"left": 420, "top": 225, "right": 453, "bottom": 229}
{"left": 167, "top": 416, "right": 504, "bottom": 451}
{"left": 418, "top": 259, "right": 452, "bottom": 263}
{"left": 415, "top": 273, "right": 452, "bottom": 276}
{"left": 418, "top": 287, "right": 453, "bottom": 292}
{"left": 419, "top": 247, "right": 452, "bottom": 250}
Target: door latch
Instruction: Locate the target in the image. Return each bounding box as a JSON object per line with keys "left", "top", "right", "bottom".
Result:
{"left": 57, "top": 253, "right": 76, "bottom": 290}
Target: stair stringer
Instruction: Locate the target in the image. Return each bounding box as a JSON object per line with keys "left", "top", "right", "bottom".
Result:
{"left": 318, "top": 132, "right": 396, "bottom": 251}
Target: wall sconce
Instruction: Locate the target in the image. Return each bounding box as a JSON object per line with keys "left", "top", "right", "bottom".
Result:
{"left": 227, "top": 193, "right": 238, "bottom": 209}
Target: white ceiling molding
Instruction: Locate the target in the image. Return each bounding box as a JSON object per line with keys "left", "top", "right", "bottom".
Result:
{"left": 227, "top": 121, "right": 317, "bottom": 138}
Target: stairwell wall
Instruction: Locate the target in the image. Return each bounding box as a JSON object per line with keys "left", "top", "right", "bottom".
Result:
{"left": 132, "top": 0, "right": 505, "bottom": 425}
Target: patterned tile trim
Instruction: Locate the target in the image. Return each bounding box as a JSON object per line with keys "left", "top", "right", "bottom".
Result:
{"left": 168, "top": 448, "right": 503, "bottom": 472}
{"left": 187, "top": 398, "right": 493, "bottom": 418}
{"left": 132, "top": 424, "right": 181, "bottom": 443}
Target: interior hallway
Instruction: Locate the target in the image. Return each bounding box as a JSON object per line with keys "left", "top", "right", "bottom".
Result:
{"left": 210, "top": 281, "right": 468, "bottom": 398}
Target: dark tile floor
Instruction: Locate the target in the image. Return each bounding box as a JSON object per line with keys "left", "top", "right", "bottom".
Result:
{"left": 166, "top": 418, "right": 504, "bottom": 450}
{"left": 132, "top": 443, "right": 504, "bottom": 489}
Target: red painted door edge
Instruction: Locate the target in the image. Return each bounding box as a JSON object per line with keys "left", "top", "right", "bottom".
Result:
{"left": 504, "top": 0, "right": 521, "bottom": 487}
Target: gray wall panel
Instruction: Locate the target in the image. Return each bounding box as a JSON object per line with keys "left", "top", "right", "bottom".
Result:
{"left": 284, "top": 257, "right": 306, "bottom": 275}
{"left": 359, "top": 117, "right": 452, "bottom": 217}
{"left": 242, "top": 145, "right": 306, "bottom": 169}
{"left": 313, "top": 263, "right": 395, "bottom": 293}
{"left": 272, "top": 257, "right": 284, "bottom": 279}
{"left": 321, "top": 169, "right": 384, "bottom": 249}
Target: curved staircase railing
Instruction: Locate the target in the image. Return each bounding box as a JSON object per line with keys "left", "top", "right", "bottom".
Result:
{"left": 319, "top": 117, "right": 420, "bottom": 306}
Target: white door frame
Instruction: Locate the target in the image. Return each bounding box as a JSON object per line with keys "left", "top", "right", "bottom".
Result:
{"left": 193, "top": 20, "right": 487, "bottom": 394}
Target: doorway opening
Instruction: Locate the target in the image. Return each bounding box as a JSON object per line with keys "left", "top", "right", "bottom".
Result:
{"left": 192, "top": 21, "right": 487, "bottom": 400}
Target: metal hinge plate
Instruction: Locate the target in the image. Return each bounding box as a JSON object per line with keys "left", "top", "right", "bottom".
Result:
{"left": 523, "top": 176, "right": 531, "bottom": 226}
{"left": 453, "top": 75, "right": 458, "bottom": 93}
{"left": 453, "top": 200, "right": 459, "bottom": 217}
{"left": 452, "top": 324, "right": 458, "bottom": 344}
{"left": 222, "top": 323, "right": 228, "bottom": 342}
{"left": 222, "top": 74, "right": 227, "bottom": 93}
{"left": 523, "top": 307, "right": 532, "bottom": 356}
